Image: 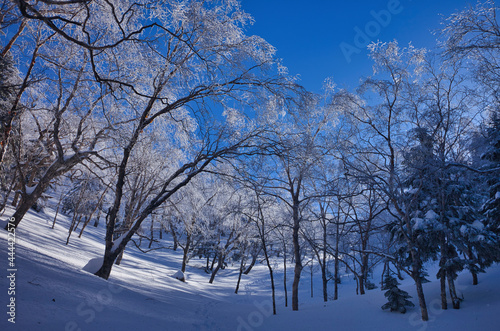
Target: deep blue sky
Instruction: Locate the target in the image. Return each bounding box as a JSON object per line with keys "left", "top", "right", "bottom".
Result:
{"left": 242, "top": 0, "right": 479, "bottom": 93}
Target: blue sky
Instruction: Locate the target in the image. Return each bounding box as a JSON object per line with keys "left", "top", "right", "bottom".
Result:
{"left": 242, "top": 0, "right": 479, "bottom": 93}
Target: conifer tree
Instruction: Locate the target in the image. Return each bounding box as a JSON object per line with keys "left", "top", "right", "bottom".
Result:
{"left": 479, "top": 110, "right": 500, "bottom": 264}
{"left": 381, "top": 267, "right": 415, "bottom": 314}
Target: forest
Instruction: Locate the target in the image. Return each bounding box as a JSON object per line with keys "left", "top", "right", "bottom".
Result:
{"left": 1, "top": 0, "right": 500, "bottom": 326}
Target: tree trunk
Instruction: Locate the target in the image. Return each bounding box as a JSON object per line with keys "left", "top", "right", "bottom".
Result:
{"left": 321, "top": 264, "right": 327, "bottom": 302}
{"left": 321, "top": 219, "right": 328, "bottom": 302}
{"left": 210, "top": 253, "right": 217, "bottom": 271}
{"left": 209, "top": 253, "right": 224, "bottom": 284}
{"left": 181, "top": 234, "right": 191, "bottom": 273}
{"left": 440, "top": 273, "right": 447, "bottom": 310}
{"left": 6, "top": 191, "right": 37, "bottom": 229}
{"left": 310, "top": 260, "right": 314, "bottom": 298}
{"left": 243, "top": 251, "right": 258, "bottom": 275}
{"left": 262, "top": 238, "right": 276, "bottom": 315}
{"left": 412, "top": 259, "right": 429, "bottom": 321}
{"left": 359, "top": 273, "right": 365, "bottom": 295}
{"left": 467, "top": 246, "right": 478, "bottom": 285}
{"left": 439, "top": 235, "right": 448, "bottom": 310}
{"left": 148, "top": 217, "right": 155, "bottom": 248}
{"left": 66, "top": 214, "right": 81, "bottom": 245}
{"left": 115, "top": 250, "right": 125, "bottom": 265}
{"left": 355, "top": 275, "right": 359, "bottom": 295}
{"left": 51, "top": 195, "right": 63, "bottom": 229}
{"left": 93, "top": 216, "right": 100, "bottom": 227}
{"left": 292, "top": 201, "right": 302, "bottom": 311}
{"left": 95, "top": 249, "right": 119, "bottom": 280}
{"left": 359, "top": 251, "right": 369, "bottom": 295}
{"left": 447, "top": 271, "right": 460, "bottom": 309}
{"left": 169, "top": 221, "right": 178, "bottom": 251}
{"left": 0, "top": 175, "right": 16, "bottom": 214}
{"left": 283, "top": 249, "right": 288, "bottom": 307}
{"left": 80, "top": 188, "right": 108, "bottom": 238}
{"left": 235, "top": 256, "right": 246, "bottom": 294}
{"left": 334, "top": 221, "right": 340, "bottom": 300}
{"left": 11, "top": 188, "right": 20, "bottom": 207}
{"left": 405, "top": 212, "right": 428, "bottom": 321}
{"left": 6, "top": 154, "right": 90, "bottom": 229}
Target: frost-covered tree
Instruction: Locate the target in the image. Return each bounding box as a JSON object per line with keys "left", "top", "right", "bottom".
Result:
{"left": 242, "top": 93, "right": 338, "bottom": 311}
{"left": 62, "top": 170, "right": 104, "bottom": 245}
{"left": 33, "top": 0, "right": 295, "bottom": 280}
{"left": 441, "top": 0, "right": 500, "bottom": 284}
{"left": 2, "top": 22, "right": 113, "bottom": 229}
{"left": 344, "top": 41, "right": 431, "bottom": 321}
{"left": 339, "top": 182, "right": 386, "bottom": 296}
{"left": 166, "top": 173, "right": 226, "bottom": 273}
{"left": 242, "top": 181, "right": 285, "bottom": 314}
{"left": 478, "top": 110, "right": 500, "bottom": 265}
{"left": 441, "top": 0, "right": 500, "bottom": 100}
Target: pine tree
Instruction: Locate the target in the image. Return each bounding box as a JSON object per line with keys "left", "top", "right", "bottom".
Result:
{"left": 381, "top": 268, "right": 415, "bottom": 314}
{"left": 478, "top": 110, "right": 500, "bottom": 264}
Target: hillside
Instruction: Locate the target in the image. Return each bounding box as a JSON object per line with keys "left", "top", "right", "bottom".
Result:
{"left": 1, "top": 205, "right": 499, "bottom": 331}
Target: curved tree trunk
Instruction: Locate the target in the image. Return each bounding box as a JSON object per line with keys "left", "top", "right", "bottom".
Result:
{"left": 209, "top": 253, "right": 224, "bottom": 284}
{"left": 235, "top": 255, "right": 246, "bottom": 294}
{"left": 5, "top": 154, "right": 91, "bottom": 229}
{"left": 243, "top": 250, "right": 259, "bottom": 275}
{"left": 262, "top": 239, "right": 276, "bottom": 315}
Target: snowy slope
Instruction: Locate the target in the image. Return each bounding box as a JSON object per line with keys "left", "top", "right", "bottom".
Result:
{"left": 1, "top": 205, "right": 499, "bottom": 331}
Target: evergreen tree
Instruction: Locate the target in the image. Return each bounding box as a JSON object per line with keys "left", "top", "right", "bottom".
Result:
{"left": 479, "top": 110, "right": 500, "bottom": 264}
{"left": 381, "top": 268, "right": 415, "bottom": 314}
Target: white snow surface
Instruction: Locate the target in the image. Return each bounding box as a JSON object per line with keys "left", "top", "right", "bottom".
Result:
{"left": 25, "top": 185, "right": 36, "bottom": 195}
{"left": 172, "top": 270, "right": 186, "bottom": 281}
{"left": 1, "top": 204, "right": 500, "bottom": 331}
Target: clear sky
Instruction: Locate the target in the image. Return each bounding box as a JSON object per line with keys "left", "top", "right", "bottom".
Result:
{"left": 241, "top": 0, "right": 480, "bottom": 93}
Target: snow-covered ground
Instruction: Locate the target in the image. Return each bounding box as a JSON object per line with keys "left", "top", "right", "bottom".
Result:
{"left": 1, "top": 204, "right": 499, "bottom": 331}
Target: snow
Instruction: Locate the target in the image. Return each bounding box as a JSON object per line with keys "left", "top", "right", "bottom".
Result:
{"left": 472, "top": 220, "right": 485, "bottom": 231}
{"left": 425, "top": 210, "right": 438, "bottom": 221}
{"left": 25, "top": 185, "right": 37, "bottom": 195}
{"left": 172, "top": 270, "right": 186, "bottom": 282}
{"left": 1, "top": 204, "right": 500, "bottom": 330}
{"left": 82, "top": 257, "right": 104, "bottom": 274}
